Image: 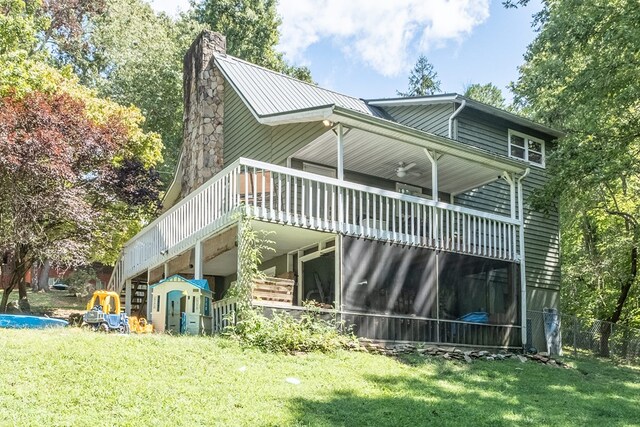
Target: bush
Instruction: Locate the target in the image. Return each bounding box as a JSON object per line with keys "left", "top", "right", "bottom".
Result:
{"left": 229, "top": 303, "right": 359, "bottom": 354}
{"left": 65, "top": 268, "right": 97, "bottom": 298}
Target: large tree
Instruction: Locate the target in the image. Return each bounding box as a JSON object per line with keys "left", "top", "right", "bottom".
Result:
{"left": 0, "top": 89, "right": 162, "bottom": 312}
{"left": 510, "top": 0, "right": 640, "bottom": 353}
{"left": 397, "top": 55, "right": 441, "bottom": 97}
{"left": 42, "top": 0, "right": 312, "bottom": 187}
{"left": 0, "top": 0, "right": 162, "bottom": 311}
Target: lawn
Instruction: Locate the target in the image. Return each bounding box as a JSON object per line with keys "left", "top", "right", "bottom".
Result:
{"left": 0, "top": 329, "right": 638, "bottom": 426}
{"left": 0, "top": 289, "right": 86, "bottom": 317}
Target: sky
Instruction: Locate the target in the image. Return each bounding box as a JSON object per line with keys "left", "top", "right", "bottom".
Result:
{"left": 148, "top": 0, "right": 541, "bottom": 101}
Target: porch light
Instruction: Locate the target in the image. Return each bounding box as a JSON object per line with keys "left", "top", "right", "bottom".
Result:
{"left": 322, "top": 119, "right": 334, "bottom": 127}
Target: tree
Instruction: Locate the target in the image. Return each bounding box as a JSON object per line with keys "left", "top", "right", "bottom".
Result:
{"left": 45, "top": 0, "right": 312, "bottom": 187}
{"left": 0, "top": 90, "right": 161, "bottom": 312}
{"left": 193, "top": 0, "right": 312, "bottom": 82}
{"left": 0, "top": 0, "right": 163, "bottom": 311}
{"left": 397, "top": 55, "right": 441, "bottom": 97}
{"left": 463, "top": 83, "right": 506, "bottom": 109}
{"left": 510, "top": 0, "right": 640, "bottom": 353}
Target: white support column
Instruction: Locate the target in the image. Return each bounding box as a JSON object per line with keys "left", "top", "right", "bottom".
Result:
{"left": 517, "top": 168, "right": 530, "bottom": 348}
{"left": 502, "top": 172, "right": 517, "bottom": 220}
{"left": 334, "top": 235, "right": 342, "bottom": 311}
{"left": 423, "top": 149, "right": 439, "bottom": 201}
{"left": 124, "top": 279, "right": 132, "bottom": 316}
{"left": 336, "top": 124, "right": 345, "bottom": 231}
{"left": 146, "top": 270, "right": 153, "bottom": 321}
{"left": 163, "top": 263, "right": 169, "bottom": 279}
{"left": 424, "top": 149, "right": 440, "bottom": 248}
{"left": 336, "top": 123, "right": 344, "bottom": 180}
{"left": 194, "top": 240, "right": 203, "bottom": 280}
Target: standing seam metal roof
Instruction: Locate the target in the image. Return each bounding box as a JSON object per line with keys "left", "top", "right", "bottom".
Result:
{"left": 214, "top": 54, "right": 384, "bottom": 118}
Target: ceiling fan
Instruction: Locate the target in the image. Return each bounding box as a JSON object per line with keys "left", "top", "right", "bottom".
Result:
{"left": 395, "top": 162, "right": 422, "bottom": 178}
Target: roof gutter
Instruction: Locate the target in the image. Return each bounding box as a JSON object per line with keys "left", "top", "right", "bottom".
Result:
{"left": 448, "top": 100, "right": 466, "bottom": 139}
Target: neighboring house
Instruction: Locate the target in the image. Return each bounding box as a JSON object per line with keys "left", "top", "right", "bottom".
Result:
{"left": 109, "top": 31, "right": 561, "bottom": 349}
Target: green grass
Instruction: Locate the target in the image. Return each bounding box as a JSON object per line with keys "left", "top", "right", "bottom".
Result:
{"left": 0, "top": 329, "right": 639, "bottom": 426}
{"left": 0, "top": 289, "right": 86, "bottom": 317}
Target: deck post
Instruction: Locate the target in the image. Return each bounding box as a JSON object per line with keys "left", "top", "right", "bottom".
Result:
{"left": 146, "top": 269, "right": 153, "bottom": 321}
{"left": 194, "top": 240, "right": 203, "bottom": 280}
{"left": 336, "top": 124, "right": 345, "bottom": 232}
{"left": 502, "top": 172, "right": 517, "bottom": 220}
{"left": 424, "top": 149, "right": 439, "bottom": 248}
{"left": 423, "top": 149, "right": 438, "bottom": 200}
{"left": 334, "top": 235, "right": 342, "bottom": 312}
{"left": 124, "top": 279, "right": 132, "bottom": 315}
{"left": 336, "top": 123, "right": 344, "bottom": 180}
{"left": 517, "top": 169, "right": 530, "bottom": 348}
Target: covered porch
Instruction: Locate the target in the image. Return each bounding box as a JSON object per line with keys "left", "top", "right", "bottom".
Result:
{"left": 111, "top": 112, "right": 529, "bottom": 347}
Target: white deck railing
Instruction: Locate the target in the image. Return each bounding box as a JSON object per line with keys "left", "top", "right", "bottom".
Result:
{"left": 110, "top": 158, "right": 520, "bottom": 292}
{"left": 211, "top": 298, "right": 238, "bottom": 333}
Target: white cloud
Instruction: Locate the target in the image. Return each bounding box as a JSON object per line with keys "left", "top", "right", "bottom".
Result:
{"left": 277, "top": 0, "right": 490, "bottom": 76}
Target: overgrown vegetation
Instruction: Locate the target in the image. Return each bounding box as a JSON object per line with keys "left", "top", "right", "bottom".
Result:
{"left": 230, "top": 303, "right": 358, "bottom": 353}
{"left": 1, "top": 329, "right": 639, "bottom": 426}
{"left": 226, "top": 215, "right": 357, "bottom": 353}
{"left": 509, "top": 0, "right": 640, "bottom": 354}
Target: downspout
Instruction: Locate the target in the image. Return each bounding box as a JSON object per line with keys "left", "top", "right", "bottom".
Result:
{"left": 448, "top": 100, "right": 467, "bottom": 139}
{"left": 517, "top": 168, "right": 530, "bottom": 349}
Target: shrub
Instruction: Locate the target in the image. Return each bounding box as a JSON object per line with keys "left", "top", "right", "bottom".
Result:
{"left": 229, "top": 302, "right": 359, "bottom": 354}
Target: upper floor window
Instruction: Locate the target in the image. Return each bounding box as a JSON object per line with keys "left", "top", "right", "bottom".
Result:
{"left": 508, "top": 130, "right": 545, "bottom": 167}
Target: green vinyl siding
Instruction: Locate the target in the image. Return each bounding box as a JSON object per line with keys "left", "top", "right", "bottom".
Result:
{"left": 384, "top": 104, "right": 452, "bottom": 137}
{"left": 223, "top": 82, "right": 326, "bottom": 166}
{"left": 453, "top": 108, "right": 560, "bottom": 294}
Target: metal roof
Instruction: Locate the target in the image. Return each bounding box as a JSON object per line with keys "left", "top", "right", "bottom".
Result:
{"left": 214, "top": 54, "right": 384, "bottom": 118}
{"left": 366, "top": 94, "right": 564, "bottom": 138}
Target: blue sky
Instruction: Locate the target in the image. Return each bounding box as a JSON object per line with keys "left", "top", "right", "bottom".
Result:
{"left": 149, "top": 0, "right": 540, "bottom": 101}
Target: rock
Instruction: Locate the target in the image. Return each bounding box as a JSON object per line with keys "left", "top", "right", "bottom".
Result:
{"left": 478, "top": 351, "right": 490, "bottom": 357}
{"left": 517, "top": 355, "right": 528, "bottom": 363}
{"left": 486, "top": 356, "right": 495, "bottom": 361}
{"left": 464, "top": 354, "right": 473, "bottom": 363}
{"left": 6, "top": 301, "right": 21, "bottom": 313}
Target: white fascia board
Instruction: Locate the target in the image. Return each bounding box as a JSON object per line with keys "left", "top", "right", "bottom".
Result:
{"left": 366, "top": 94, "right": 459, "bottom": 106}
{"left": 258, "top": 106, "right": 335, "bottom": 125}
{"left": 161, "top": 152, "right": 183, "bottom": 212}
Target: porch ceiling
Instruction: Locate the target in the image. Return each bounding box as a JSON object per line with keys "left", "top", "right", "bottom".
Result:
{"left": 292, "top": 128, "right": 506, "bottom": 196}
{"left": 200, "top": 222, "right": 334, "bottom": 276}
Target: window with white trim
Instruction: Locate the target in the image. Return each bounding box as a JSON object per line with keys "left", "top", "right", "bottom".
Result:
{"left": 508, "top": 130, "right": 545, "bottom": 167}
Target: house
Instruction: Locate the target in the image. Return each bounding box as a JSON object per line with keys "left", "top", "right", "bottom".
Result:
{"left": 109, "top": 31, "right": 561, "bottom": 349}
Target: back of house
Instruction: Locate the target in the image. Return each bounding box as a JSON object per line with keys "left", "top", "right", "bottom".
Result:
{"left": 112, "top": 31, "right": 560, "bottom": 350}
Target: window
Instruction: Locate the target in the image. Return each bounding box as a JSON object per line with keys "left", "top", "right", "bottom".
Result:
{"left": 395, "top": 183, "right": 423, "bottom": 198}
{"left": 303, "top": 162, "right": 336, "bottom": 178}
{"left": 508, "top": 130, "right": 545, "bottom": 167}
{"left": 156, "top": 295, "right": 160, "bottom": 312}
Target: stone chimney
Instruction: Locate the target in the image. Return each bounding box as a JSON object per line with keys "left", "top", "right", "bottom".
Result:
{"left": 180, "top": 31, "right": 226, "bottom": 198}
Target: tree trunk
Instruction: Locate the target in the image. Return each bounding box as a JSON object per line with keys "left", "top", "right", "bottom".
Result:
{"left": 37, "top": 259, "right": 51, "bottom": 292}
{"left": 600, "top": 245, "right": 637, "bottom": 357}
{"left": 0, "top": 245, "right": 32, "bottom": 313}
{"left": 599, "top": 322, "right": 612, "bottom": 357}
{"left": 31, "top": 264, "right": 38, "bottom": 292}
